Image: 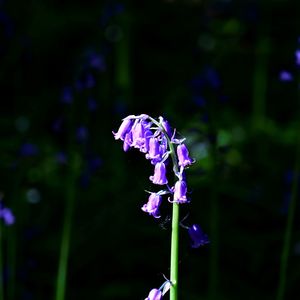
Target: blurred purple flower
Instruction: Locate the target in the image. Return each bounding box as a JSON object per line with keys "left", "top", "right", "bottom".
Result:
{"left": 100, "top": 2, "right": 125, "bottom": 27}
{"left": 85, "top": 73, "right": 95, "bottom": 89}
{"left": 204, "top": 67, "right": 220, "bottom": 89}
{"left": 19, "top": 143, "right": 39, "bottom": 157}
{"left": 52, "top": 117, "right": 63, "bottom": 133}
{"left": 0, "top": 206, "right": 15, "bottom": 226}
{"left": 87, "top": 52, "right": 106, "bottom": 71}
{"left": 295, "top": 50, "right": 300, "bottom": 66}
{"left": 55, "top": 152, "right": 68, "bottom": 164}
{"left": 188, "top": 224, "right": 209, "bottom": 248}
{"left": 76, "top": 126, "right": 89, "bottom": 143}
{"left": 279, "top": 71, "right": 293, "bottom": 82}
{"left": 61, "top": 86, "right": 73, "bottom": 104}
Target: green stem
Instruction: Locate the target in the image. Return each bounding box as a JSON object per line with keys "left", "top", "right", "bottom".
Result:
{"left": 148, "top": 116, "right": 180, "bottom": 300}
{"left": 276, "top": 128, "right": 300, "bottom": 300}
{"left": 55, "top": 153, "right": 76, "bottom": 300}
{"left": 170, "top": 203, "right": 179, "bottom": 300}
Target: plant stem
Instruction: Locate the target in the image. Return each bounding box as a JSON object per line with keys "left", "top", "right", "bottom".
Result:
{"left": 276, "top": 125, "right": 300, "bottom": 300}
{"left": 148, "top": 116, "right": 180, "bottom": 300}
{"left": 55, "top": 152, "right": 76, "bottom": 300}
{"left": 170, "top": 203, "right": 179, "bottom": 300}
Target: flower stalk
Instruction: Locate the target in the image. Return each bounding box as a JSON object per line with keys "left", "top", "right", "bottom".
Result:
{"left": 113, "top": 114, "right": 208, "bottom": 300}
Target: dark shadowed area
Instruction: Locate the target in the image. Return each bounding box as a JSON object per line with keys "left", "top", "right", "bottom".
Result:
{"left": 0, "top": 0, "right": 299, "bottom": 299}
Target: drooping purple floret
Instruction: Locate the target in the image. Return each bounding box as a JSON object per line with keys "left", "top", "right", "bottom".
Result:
{"left": 146, "top": 137, "right": 162, "bottom": 162}
{"left": 131, "top": 121, "right": 146, "bottom": 148}
{"left": 173, "top": 179, "right": 188, "bottom": 203}
{"left": 177, "top": 144, "right": 194, "bottom": 168}
{"left": 150, "top": 162, "right": 168, "bottom": 185}
{"left": 145, "top": 288, "right": 162, "bottom": 300}
{"left": 113, "top": 118, "right": 133, "bottom": 141}
{"left": 188, "top": 224, "right": 209, "bottom": 248}
{"left": 160, "top": 116, "right": 172, "bottom": 137}
{"left": 141, "top": 193, "right": 162, "bottom": 218}
{"left": 0, "top": 207, "right": 15, "bottom": 226}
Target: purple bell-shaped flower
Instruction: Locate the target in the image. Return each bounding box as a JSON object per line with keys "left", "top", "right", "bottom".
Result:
{"left": 150, "top": 162, "right": 168, "bottom": 185}
{"left": 188, "top": 224, "right": 209, "bottom": 248}
{"left": 145, "top": 288, "right": 162, "bottom": 300}
{"left": 141, "top": 193, "right": 162, "bottom": 218}
{"left": 173, "top": 179, "right": 188, "bottom": 203}
{"left": 177, "top": 144, "right": 194, "bottom": 168}
{"left": 113, "top": 119, "right": 133, "bottom": 141}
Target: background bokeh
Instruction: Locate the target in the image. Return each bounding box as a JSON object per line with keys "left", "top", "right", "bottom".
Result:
{"left": 0, "top": 0, "right": 300, "bottom": 299}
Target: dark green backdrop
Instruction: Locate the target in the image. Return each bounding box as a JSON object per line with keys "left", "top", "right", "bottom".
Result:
{"left": 0, "top": 0, "right": 299, "bottom": 299}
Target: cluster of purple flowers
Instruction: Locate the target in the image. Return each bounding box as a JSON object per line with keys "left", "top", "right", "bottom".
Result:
{"left": 113, "top": 114, "right": 194, "bottom": 218}
{"left": 113, "top": 114, "right": 209, "bottom": 299}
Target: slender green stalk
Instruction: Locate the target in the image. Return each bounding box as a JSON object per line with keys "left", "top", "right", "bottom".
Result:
{"left": 168, "top": 137, "right": 180, "bottom": 300}
{"left": 170, "top": 203, "right": 179, "bottom": 300}
{"left": 276, "top": 126, "right": 300, "bottom": 300}
{"left": 148, "top": 116, "right": 180, "bottom": 300}
{"left": 55, "top": 153, "right": 76, "bottom": 300}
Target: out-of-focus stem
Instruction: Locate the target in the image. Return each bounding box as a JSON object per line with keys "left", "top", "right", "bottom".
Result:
{"left": 276, "top": 107, "right": 300, "bottom": 300}
{"left": 55, "top": 152, "right": 77, "bottom": 300}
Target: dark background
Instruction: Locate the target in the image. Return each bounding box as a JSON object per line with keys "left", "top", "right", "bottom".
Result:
{"left": 0, "top": 0, "right": 300, "bottom": 299}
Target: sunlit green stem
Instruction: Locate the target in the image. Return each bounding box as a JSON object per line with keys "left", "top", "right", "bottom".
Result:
{"left": 276, "top": 127, "right": 300, "bottom": 300}
{"left": 170, "top": 202, "right": 179, "bottom": 300}
{"left": 148, "top": 116, "right": 180, "bottom": 300}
